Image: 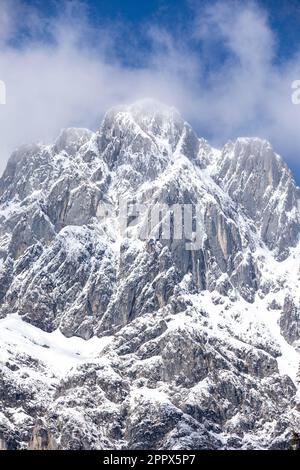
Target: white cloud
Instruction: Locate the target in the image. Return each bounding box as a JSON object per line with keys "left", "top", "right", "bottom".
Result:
{"left": 0, "top": 0, "right": 300, "bottom": 177}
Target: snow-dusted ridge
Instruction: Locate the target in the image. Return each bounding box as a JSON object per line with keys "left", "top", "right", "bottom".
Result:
{"left": 0, "top": 100, "right": 300, "bottom": 450}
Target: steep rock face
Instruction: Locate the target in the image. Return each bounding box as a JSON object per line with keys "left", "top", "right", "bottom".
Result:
{"left": 0, "top": 100, "right": 300, "bottom": 450}
{"left": 212, "top": 138, "right": 300, "bottom": 259}
{"left": 2, "top": 227, "right": 116, "bottom": 338}
{"left": 279, "top": 296, "right": 300, "bottom": 346}
{"left": 0, "top": 101, "right": 267, "bottom": 336}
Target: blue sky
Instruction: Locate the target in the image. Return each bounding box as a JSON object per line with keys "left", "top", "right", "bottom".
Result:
{"left": 20, "top": 0, "right": 300, "bottom": 59}
{"left": 1, "top": 0, "right": 300, "bottom": 183}
{"left": 18, "top": 0, "right": 300, "bottom": 62}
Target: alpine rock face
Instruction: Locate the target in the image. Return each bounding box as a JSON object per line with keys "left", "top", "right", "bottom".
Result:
{"left": 0, "top": 99, "right": 299, "bottom": 450}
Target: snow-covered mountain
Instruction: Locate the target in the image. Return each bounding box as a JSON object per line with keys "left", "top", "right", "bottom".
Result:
{"left": 0, "top": 99, "right": 299, "bottom": 450}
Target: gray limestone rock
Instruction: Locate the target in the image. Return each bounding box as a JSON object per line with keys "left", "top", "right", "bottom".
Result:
{"left": 0, "top": 100, "right": 300, "bottom": 450}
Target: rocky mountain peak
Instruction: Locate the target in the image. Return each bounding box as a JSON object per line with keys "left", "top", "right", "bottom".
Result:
{"left": 0, "top": 101, "right": 300, "bottom": 450}
{"left": 98, "top": 100, "right": 203, "bottom": 173}
{"left": 212, "top": 136, "right": 300, "bottom": 259}
{"left": 53, "top": 128, "right": 94, "bottom": 156}
{"left": 102, "top": 99, "right": 183, "bottom": 132}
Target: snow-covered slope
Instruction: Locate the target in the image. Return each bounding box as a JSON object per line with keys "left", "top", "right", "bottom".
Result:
{"left": 0, "top": 99, "right": 299, "bottom": 450}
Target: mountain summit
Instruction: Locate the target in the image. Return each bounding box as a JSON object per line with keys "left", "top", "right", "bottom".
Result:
{"left": 0, "top": 101, "right": 299, "bottom": 450}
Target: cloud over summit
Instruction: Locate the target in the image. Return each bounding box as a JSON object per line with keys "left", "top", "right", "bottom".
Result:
{"left": 0, "top": 0, "right": 300, "bottom": 180}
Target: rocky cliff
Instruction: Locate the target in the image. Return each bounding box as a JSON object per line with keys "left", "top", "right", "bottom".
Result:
{"left": 0, "top": 100, "right": 299, "bottom": 449}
